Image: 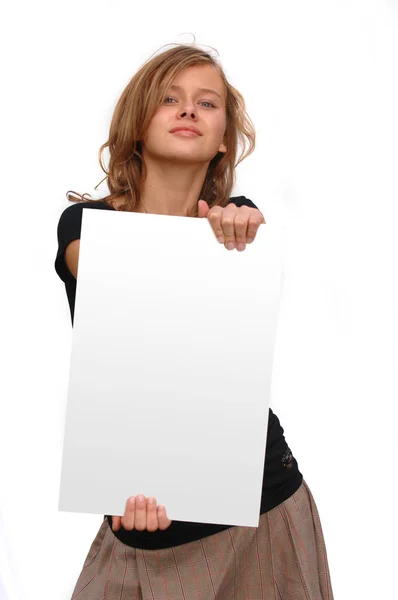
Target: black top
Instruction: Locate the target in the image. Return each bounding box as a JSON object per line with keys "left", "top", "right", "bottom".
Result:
{"left": 55, "top": 197, "right": 303, "bottom": 549}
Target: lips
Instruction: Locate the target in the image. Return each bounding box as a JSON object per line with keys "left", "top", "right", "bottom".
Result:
{"left": 170, "top": 126, "right": 202, "bottom": 136}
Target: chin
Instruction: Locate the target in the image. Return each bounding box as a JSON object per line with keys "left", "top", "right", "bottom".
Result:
{"left": 156, "top": 150, "right": 212, "bottom": 164}
{"left": 172, "top": 142, "right": 218, "bottom": 159}
{"left": 145, "top": 142, "right": 217, "bottom": 164}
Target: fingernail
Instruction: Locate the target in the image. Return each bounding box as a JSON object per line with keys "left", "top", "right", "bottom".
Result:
{"left": 138, "top": 495, "right": 145, "bottom": 504}
{"left": 158, "top": 505, "right": 165, "bottom": 511}
{"left": 217, "top": 236, "right": 225, "bottom": 244}
{"left": 130, "top": 496, "right": 136, "bottom": 506}
{"left": 227, "top": 242, "right": 235, "bottom": 250}
{"left": 148, "top": 497, "right": 155, "bottom": 505}
{"left": 247, "top": 238, "right": 254, "bottom": 244}
{"left": 237, "top": 243, "right": 245, "bottom": 251}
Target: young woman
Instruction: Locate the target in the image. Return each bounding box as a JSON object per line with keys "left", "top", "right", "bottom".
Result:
{"left": 55, "top": 44, "right": 334, "bottom": 599}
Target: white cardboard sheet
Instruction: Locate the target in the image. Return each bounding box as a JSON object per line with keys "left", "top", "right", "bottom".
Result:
{"left": 58, "top": 208, "right": 284, "bottom": 527}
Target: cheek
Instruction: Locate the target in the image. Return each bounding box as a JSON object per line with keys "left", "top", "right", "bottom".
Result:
{"left": 145, "top": 114, "right": 166, "bottom": 143}
{"left": 212, "top": 109, "right": 227, "bottom": 131}
{"left": 151, "top": 107, "right": 168, "bottom": 126}
{"left": 213, "top": 116, "right": 227, "bottom": 140}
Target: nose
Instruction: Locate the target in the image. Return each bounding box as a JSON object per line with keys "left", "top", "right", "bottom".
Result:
{"left": 180, "top": 110, "right": 196, "bottom": 118}
{"left": 178, "top": 101, "right": 197, "bottom": 120}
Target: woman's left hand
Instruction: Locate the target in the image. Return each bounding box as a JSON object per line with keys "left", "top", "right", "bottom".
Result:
{"left": 198, "top": 199, "right": 266, "bottom": 252}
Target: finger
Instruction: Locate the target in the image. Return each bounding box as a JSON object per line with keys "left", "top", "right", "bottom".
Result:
{"left": 207, "top": 206, "right": 225, "bottom": 243}
{"left": 233, "top": 206, "right": 251, "bottom": 251}
{"left": 112, "top": 515, "right": 122, "bottom": 532}
{"left": 247, "top": 211, "right": 266, "bottom": 243}
{"left": 134, "top": 494, "right": 147, "bottom": 531}
{"left": 121, "top": 496, "right": 136, "bottom": 531}
{"left": 146, "top": 497, "right": 159, "bottom": 532}
{"left": 157, "top": 505, "right": 173, "bottom": 531}
{"left": 197, "top": 199, "right": 210, "bottom": 218}
{"left": 221, "top": 204, "right": 238, "bottom": 250}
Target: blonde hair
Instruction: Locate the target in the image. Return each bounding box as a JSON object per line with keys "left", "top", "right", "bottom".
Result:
{"left": 66, "top": 43, "right": 255, "bottom": 217}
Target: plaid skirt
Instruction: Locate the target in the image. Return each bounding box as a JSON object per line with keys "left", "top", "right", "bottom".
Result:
{"left": 71, "top": 479, "right": 334, "bottom": 599}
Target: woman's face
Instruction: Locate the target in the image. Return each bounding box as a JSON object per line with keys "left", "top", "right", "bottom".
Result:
{"left": 143, "top": 64, "right": 227, "bottom": 165}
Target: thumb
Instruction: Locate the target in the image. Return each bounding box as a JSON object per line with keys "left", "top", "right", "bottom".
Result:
{"left": 197, "top": 199, "right": 210, "bottom": 218}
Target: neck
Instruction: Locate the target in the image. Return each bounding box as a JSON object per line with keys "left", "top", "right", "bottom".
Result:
{"left": 140, "top": 157, "right": 209, "bottom": 216}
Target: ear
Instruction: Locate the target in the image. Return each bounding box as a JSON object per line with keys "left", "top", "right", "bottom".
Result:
{"left": 218, "top": 142, "right": 227, "bottom": 153}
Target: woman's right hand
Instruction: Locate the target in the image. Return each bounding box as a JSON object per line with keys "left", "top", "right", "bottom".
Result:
{"left": 111, "top": 495, "right": 172, "bottom": 532}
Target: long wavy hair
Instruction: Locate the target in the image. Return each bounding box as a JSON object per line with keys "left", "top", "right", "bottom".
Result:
{"left": 66, "top": 43, "right": 256, "bottom": 218}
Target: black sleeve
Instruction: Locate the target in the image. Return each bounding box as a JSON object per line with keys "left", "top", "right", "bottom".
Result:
{"left": 54, "top": 201, "right": 112, "bottom": 283}
{"left": 228, "top": 195, "right": 258, "bottom": 210}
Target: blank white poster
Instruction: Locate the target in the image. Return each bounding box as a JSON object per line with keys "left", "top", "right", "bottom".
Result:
{"left": 58, "top": 208, "right": 284, "bottom": 527}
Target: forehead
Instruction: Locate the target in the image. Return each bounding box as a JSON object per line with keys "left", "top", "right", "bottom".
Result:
{"left": 169, "top": 64, "right": 225, "bottom": 100}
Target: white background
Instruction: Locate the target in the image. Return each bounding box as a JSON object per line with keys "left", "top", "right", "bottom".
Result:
{"left": 1, "top": 1, "right": 397, "bottom": 599}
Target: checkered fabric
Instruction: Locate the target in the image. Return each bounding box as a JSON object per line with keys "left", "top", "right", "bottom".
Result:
{"left": 71, "top": 479, "right": 334, "bottom": 599}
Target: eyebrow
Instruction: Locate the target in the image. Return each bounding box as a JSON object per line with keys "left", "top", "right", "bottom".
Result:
{"left": 169, "top": 84, "right": 222, "bottom": 99}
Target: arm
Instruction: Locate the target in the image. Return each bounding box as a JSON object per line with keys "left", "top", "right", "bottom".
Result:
{"left": 64, "top": 239, "right": 80, "bottom": 280}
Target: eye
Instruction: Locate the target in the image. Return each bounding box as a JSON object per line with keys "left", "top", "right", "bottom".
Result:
{"left": 163, "top": 97, "right": 216, "bottom": 108}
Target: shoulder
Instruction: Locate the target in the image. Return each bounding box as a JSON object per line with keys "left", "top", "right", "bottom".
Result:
{"left": 57, "top": 200, "right": 114, "bottom": 230}
{"left": 58, "top": 200, "right": 114, "bottom": 219}
{"left": 55, "top": 201, "right": 114, "bottom": 283}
